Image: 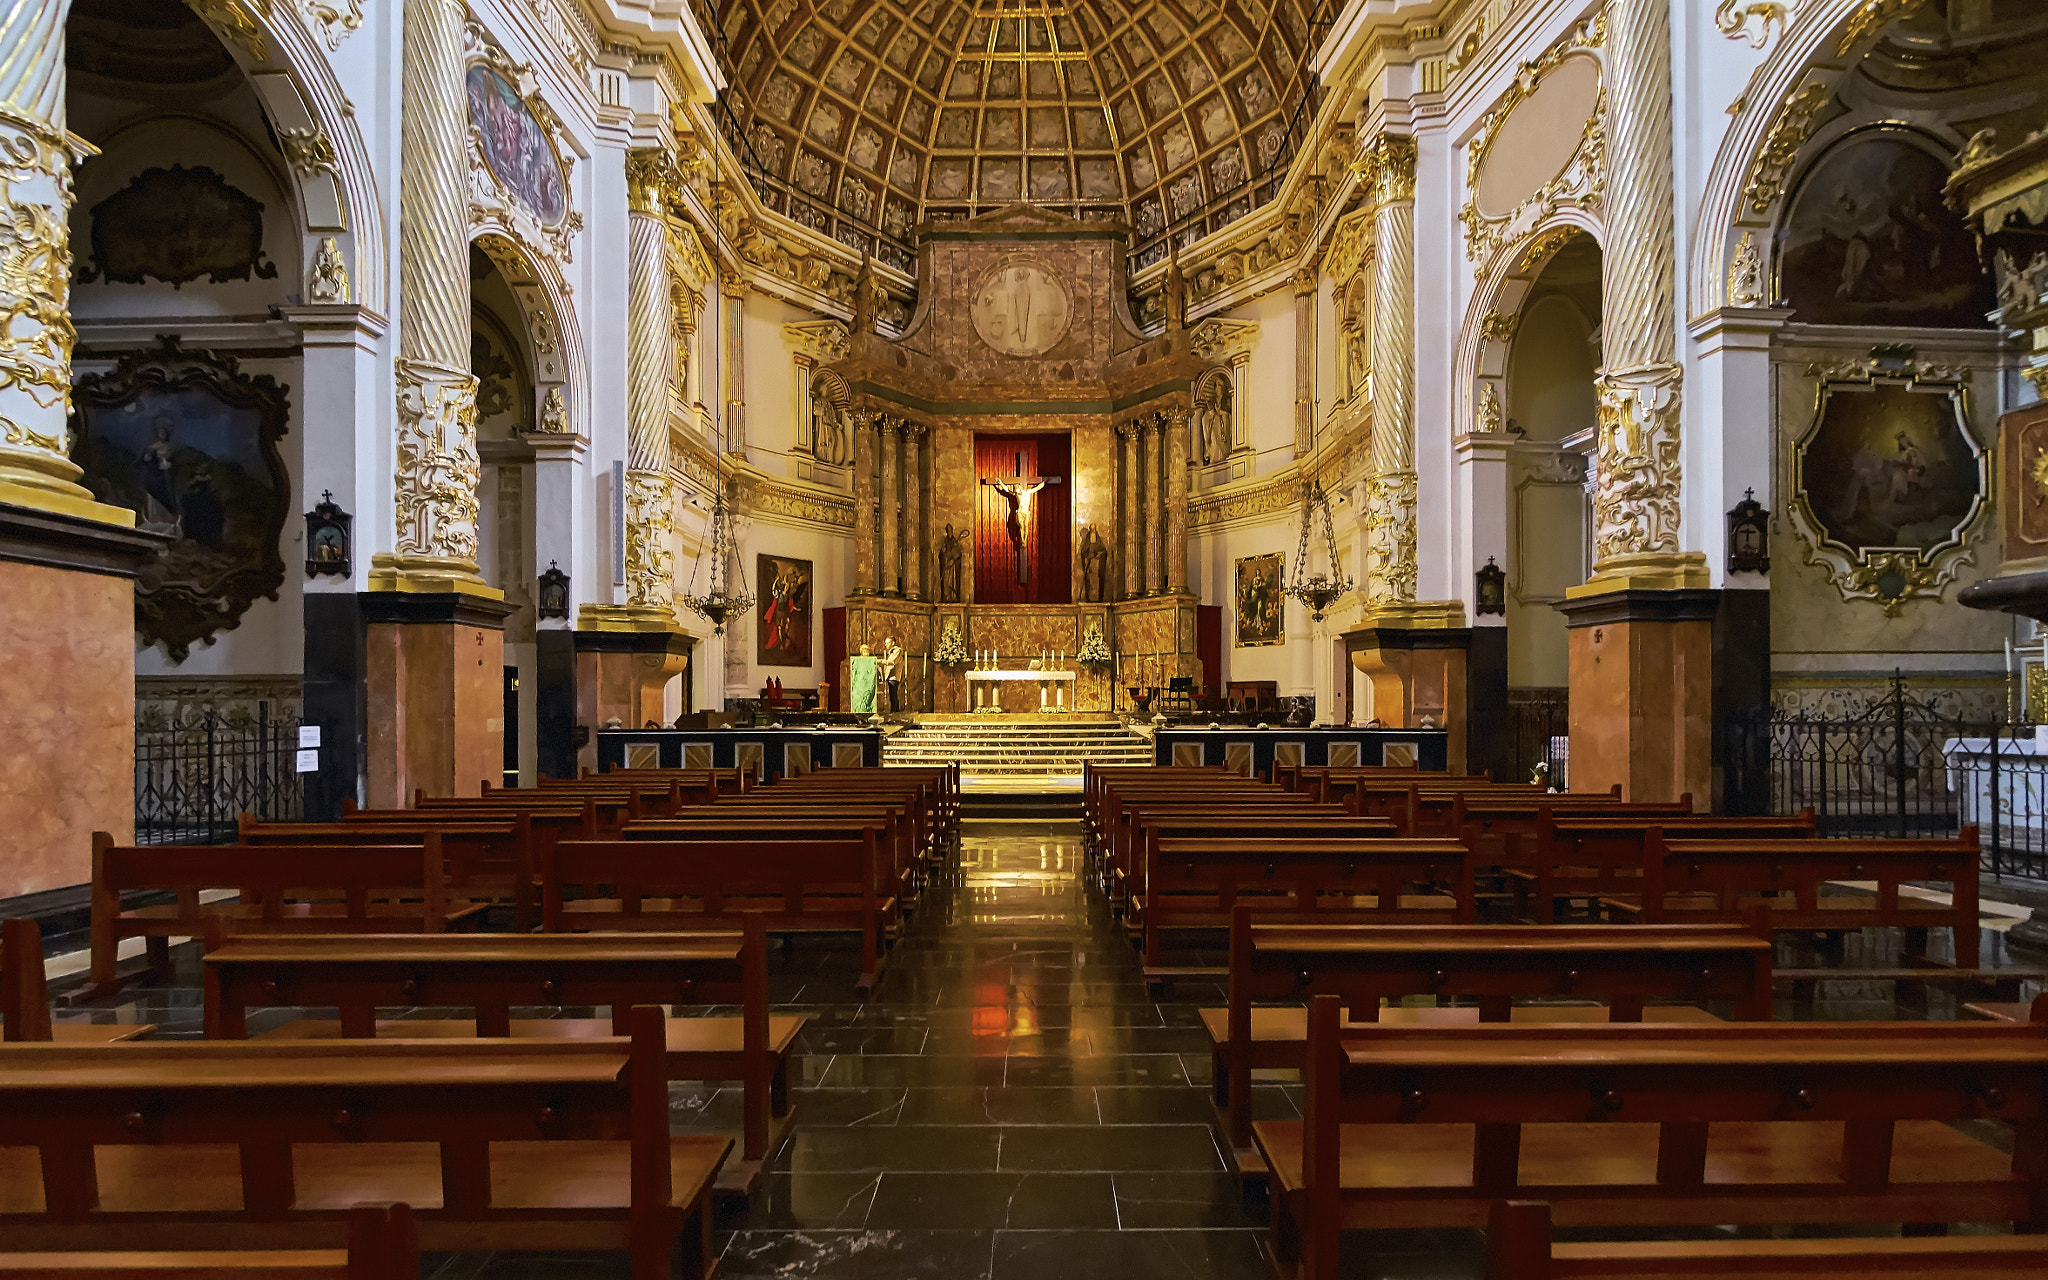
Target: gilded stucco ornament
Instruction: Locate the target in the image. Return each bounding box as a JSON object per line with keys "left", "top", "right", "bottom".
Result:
{"left": 1835, "top": 0, "right": 1928, "bottom": 55}
{"left": 535, "top": 385, "right": 568, "bottom": 434}
{"left": 624, "top": 470, "right": 676, "bottom": 613}
{"left": 185, "top": 0, "right": 269, "bottom": 62}
{"left": 1743, "top": 81, "right": 1833, "bottom": 213}
{"left": 1591, "top": 366, "right": 1685, "bottom": 564}
{"left": 308, "top": 235, "right": 348, "bottom": 302}
{"left": 1787, "top": 358, "right": 1983, "bottom": 617}
{"left": 1727, "top": 230, "right": 1765, "bottom": 306}
{"left": 1363, "top": 470, "right": 1419, "bottom": 608}
{"left": 300, "top": 0, "right": 363, "bottom": 49}
{"left": 1459, "top": 17, "right": 1606, "bottom": 278}
{"left": 392, "top": 359, "right": 483, "bottom": 567}
{"left": 1475, "top": 381, "right": 1504, "bottom": 434}
{"left": 1715, "top": 1, "right": 1796, "bottom": 48}
{"left": 277, "top": 126, "right": 339, "bottom": 179}
{"left": 0, "top": 89, "right": 92, "bottom": 465}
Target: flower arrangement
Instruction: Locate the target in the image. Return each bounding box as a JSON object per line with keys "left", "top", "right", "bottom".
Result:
{"left": 1076, "top": 618, "right": 1112, "bottom": 666}
{"left": 934, "top": 617, "right": 969, "bottom": 666}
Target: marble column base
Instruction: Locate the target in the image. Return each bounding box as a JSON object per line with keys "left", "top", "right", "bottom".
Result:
{"left": 572, "top": 628, "right": 694, "bottom": 775}
{"left": 362, "top": 591, "right": 517, "bottom": 807}
{"left": 1557, "top": 588, "right": 1717, "bottom": 807}
{"left": 0, "top": 502, "right": 164, "bottom": 897}
{"left": 1344, "top": 621, "right": 1472, "bottom": 773}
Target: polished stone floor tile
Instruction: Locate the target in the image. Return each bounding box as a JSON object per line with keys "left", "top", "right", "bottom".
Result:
{"left": 990, "top": 1228, "right": 1269, "bottom": 1279}
{"left": 999, "top": 1124, "right": 1224, "bottom": 1172}
{"left": 865, "top": 1171, "right": 1119, "bottom": 1230}
{"left": 718, "top": 1228, "right": 995, "bottom": 1279}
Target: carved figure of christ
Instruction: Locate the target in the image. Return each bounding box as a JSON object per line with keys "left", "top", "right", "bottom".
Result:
{"left": 982, "top": 450, "right": 1061, "bottom": 587}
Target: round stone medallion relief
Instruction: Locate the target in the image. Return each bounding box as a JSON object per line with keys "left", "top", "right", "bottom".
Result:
{"left": 971, "top": 259, "right": 1071, "bottom": 357}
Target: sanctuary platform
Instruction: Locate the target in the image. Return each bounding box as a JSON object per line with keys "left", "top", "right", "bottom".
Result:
{"left": 882, "top": 715, "right": 1150, "bottom": 784}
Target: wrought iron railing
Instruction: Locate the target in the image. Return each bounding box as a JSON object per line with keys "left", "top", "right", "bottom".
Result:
{"left": 1506, "top": 687, "right": 1569, "bottom": 789}
{"left": 1723, "top": 672, "right": 2046, "bottom": 881}
{"left": 135, "top": 707, "right": 303, "bottom": 844}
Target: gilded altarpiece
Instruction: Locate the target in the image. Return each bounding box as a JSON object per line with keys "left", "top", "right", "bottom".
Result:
{"left": 823, "top": 206, "right": 1206, "bottom": 712}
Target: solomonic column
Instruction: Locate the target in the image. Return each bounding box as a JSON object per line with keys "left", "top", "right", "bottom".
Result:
{"left": 1350, "top": 131, "right": 1473, "bottom": 764}
{"left": 0, "top": 0, "right": 163, "bottom": 898}
{"left": 1558, "top": 0, "right": 1711, "bottom": 806}
{"left": 1361, "top": 132, "right": 1419, "bottom": 613}
{"left": 570, "top": 148, "right": 690, "bottom": 748}
{"left": 378, "top": 0, "right": 485, "bottom": 592}
{"left": 0, "top": 0, "right": 105, "bottom": 518}
{"left": 1165, "top": 406, "right": 1190, "bottom": 594}
{"left": 1119, "top": 420, "right": 1140, "bottom": 599}
{"left": 363, "top": 0, "right": 512, "bottom": 805}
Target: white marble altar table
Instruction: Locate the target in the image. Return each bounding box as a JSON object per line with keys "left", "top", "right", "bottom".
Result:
{"left": 966, "top": 669, "right": 1076, "bottom": 712}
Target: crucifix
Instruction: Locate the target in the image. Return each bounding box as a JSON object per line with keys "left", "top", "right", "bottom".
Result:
{"left": 981, "top": 449, "right": 1061, "bottom": 587}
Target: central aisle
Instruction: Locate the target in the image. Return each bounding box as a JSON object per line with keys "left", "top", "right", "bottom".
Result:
{"left": 707, "top": 825, "right": 1454, "bottom": 1279}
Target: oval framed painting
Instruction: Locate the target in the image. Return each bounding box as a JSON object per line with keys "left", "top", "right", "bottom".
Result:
{"left": 466, "top": 64, "right": 568, "bottom": 227}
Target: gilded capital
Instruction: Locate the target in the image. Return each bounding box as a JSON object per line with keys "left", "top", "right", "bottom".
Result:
{"left": 1358, "top": 132, "right": 1418, "bottom": 207}
{"left": 625, "top": 148, "right": 677, "bottom": 217}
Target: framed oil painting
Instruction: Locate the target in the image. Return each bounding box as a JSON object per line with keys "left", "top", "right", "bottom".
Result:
{"left": 1797, "top": 380, "right": 1983, "bottom": 556}
{"left": 757, "top": 553, "right": 813, "bottom": 668}
{"left": 466, "top": 64, "right": 568, "bottom": 227}
{"left": 1234, "top": 552, "right": 1284, "bottom": 647}
{"left": 70, "top": 338, "right": 291, "bottom": 662}
{"left": 1777, "top": 131, "right": 1995, "bottom": 329}
{"left": 77, "top": 164, "right": 277, "bottom": 288}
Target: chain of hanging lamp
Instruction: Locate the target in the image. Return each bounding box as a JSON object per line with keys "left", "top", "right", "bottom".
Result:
{"left": 679, "top": 171, "right": 754, "bottom": 636}
{"left": 1281, "top": 406, "right": 1352, "bottom": 622}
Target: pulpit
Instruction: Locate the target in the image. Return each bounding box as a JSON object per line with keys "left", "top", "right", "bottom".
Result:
{"left": 966, "top": 669, "right": 1076, "bottom": 713}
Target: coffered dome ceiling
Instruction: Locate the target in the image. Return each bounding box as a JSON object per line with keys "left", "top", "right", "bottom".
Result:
{"left": 716, "top": 0, "right": 1320, "bottom": 266}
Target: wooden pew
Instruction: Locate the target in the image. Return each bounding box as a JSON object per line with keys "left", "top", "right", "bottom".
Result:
{"left": 1504, "top": 812, "right": 1817, "bottom": 924}
{"left": 1133, "top": 838, "right": 1479, "bottom": 983}
{"left": 1109, "top": 803, "right": 1351, "bottom": 910}
{"left": 86, "top": 835, "right": 482, "bottom": 991}
{"left": 2, "top": 920, "right": 152, "bottom": 1043}
{"left": 622, "top": 811, "right": 918, "bottom": 913}
{"left": 1443, "top": 792, "right": 1696, "bottom": 853}
{"left": 1483, "top": 1198, "right": 2048, "bottom": 1279}
{"left": 1260, "top": 1004, "right": 2048, "bottom": 1280}
{"left": 543, "top": 836, "right": 895, "bottom": 989}
{"left": 1207, "top": 916, "right": 1770, "bottom": 1173}
{"left": 0, "top": 1203, "right": 420, "bottom": 1280}
{"left": 239, "top": 815, "right": 541, "bottom": 932}
{"left": 0, "top": 1008, "right": 727, "bottom": 1278}
{"left": 1612, "top": 827, "right": 1983, "bottom": 968}
{"left": 202, "top": 926, "right": 800, "bottom": 1194}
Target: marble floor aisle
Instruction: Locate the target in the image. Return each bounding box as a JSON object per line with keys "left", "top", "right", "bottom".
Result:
{"left": 702, "top": 825, "right": 1344, "bottom": 1280}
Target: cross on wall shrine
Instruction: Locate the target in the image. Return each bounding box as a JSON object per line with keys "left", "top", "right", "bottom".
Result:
{"left": 981, "top": 449, "right": 1061, "bottom": 587}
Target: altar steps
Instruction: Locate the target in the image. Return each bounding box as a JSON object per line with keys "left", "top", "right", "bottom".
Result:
{"left": 882, "top": 720, "right": 1152, "bottom": 780}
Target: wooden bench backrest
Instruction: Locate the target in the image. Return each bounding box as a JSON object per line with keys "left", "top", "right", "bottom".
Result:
{"left": 544, "top": 837, "right": 880, "bottom": 928}
{"left": 0, "top": 1008, "right": 672, "bottom": 1226}
{"left": 94, "top": 836, "right": 444, "bottom": 902}
{"left": 0, "top": 918, "right": 53, "bottom": 1042}
{"left": 203, "top": 926, "right": 761, "bottom": 1042}
{"left": 1299, "top": 1000, "right": 2048, "bottom": 1270}
{"left": 1150, "top": 838, "right": 1477, "bottom": 921}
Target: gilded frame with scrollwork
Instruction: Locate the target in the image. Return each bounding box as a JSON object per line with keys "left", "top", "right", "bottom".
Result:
{"left": 1787, "top": 356, "right": 1986, "bottom": 618}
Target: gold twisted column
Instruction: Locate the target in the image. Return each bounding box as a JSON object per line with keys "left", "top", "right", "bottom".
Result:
{"left": 0, "top": 0, "right": 122, "bottom": 523}
{"left": 1589, "top": 0, "right": 1699, "bottom": 589}
{"left": 1130, "top": 419, "right": 1146, "bottom": 598}
{"left": 722, "top": 279, "right": 746, "bottom": 456}
{"left": 376, "top": 0, "right": 485, "bottom": 591}
{"left": 903, "top": 422, "right": 925, "bottom": 599}
{"left": 1143, "top": 414, "right": 1165, "bottom": 595}
{"left": 879, "top": 416, "right": 900, "bottom": 595}
{"left": 619, "top": 150, "right": 676, "bottom": 620}
{"left": 1291, "top": 264, "right": 1316, "bottom": 457}
{"left": 852, "top": 409, "right": 878, "bottom": 593}
{"left": 1362, "top": 133, "right": 1420, "bottom": 611}
{"left": 1165, "top": 406, "right": 1190, "bottom": 593}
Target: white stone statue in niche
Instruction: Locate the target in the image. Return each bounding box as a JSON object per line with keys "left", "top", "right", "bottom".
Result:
{"left": 971, "top": 260, "right": 1071, "bottom": 358}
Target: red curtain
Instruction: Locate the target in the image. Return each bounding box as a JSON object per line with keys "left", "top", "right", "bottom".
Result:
{"left": 973, "top": 432, "right": 1071, "bottom": 605}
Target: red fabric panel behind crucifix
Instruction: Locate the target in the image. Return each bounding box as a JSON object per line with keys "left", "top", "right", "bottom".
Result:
{"left": 973, "top": 432, "right": 1071, "bottom": 605}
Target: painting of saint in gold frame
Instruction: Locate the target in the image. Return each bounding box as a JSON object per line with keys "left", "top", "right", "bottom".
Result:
{"left": 756, "top": 554, "right": 813, "bottom": 668}
{"left": 1234, "top": 552, "right": 1284, "bottom": 647}
{"left": 1797, "top": 379, "right": 1983, "bottom": 558}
